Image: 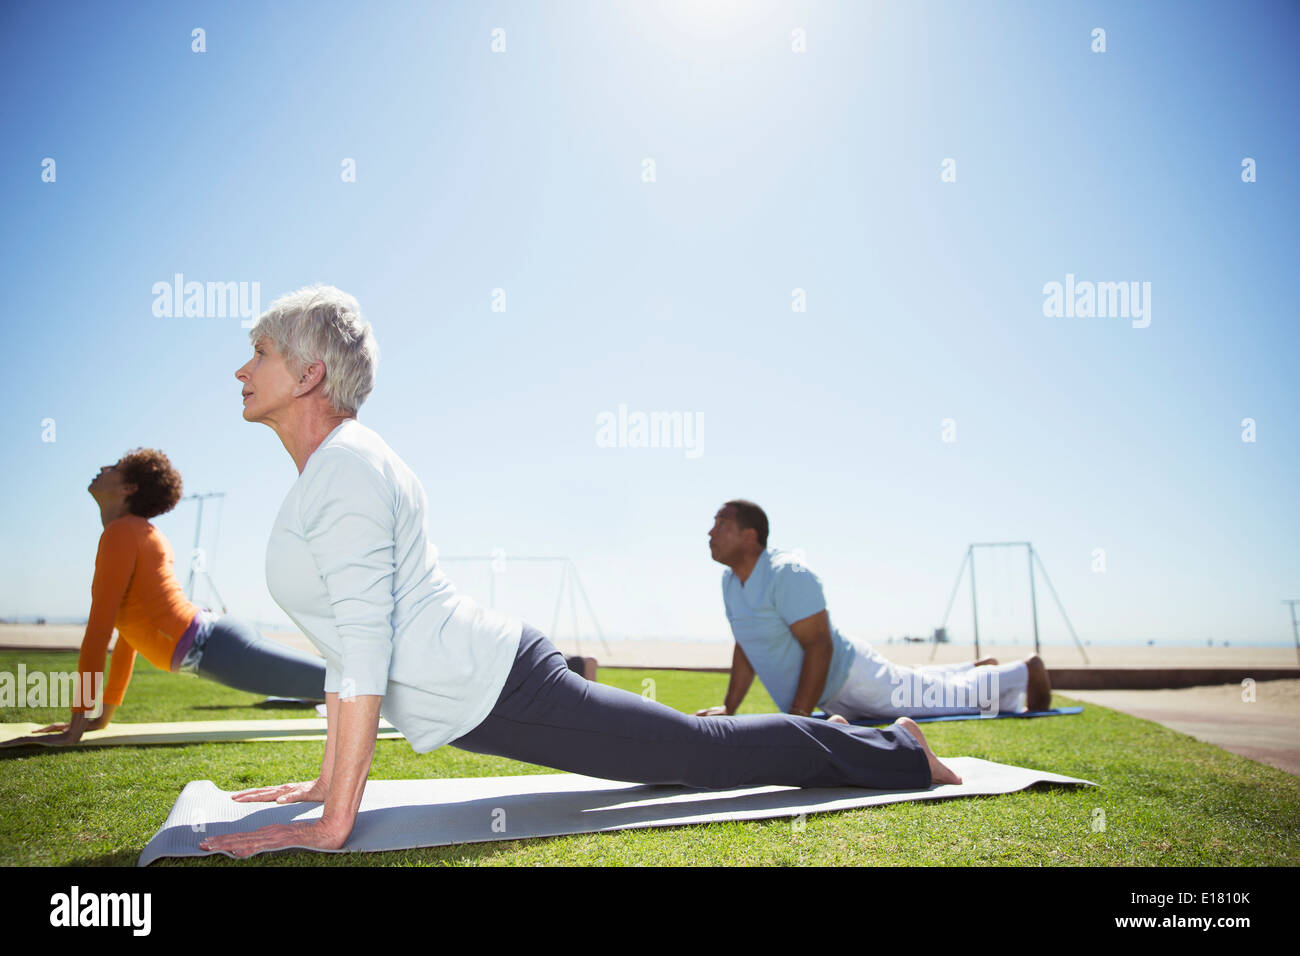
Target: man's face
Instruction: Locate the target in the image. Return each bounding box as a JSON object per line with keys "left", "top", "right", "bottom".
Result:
{"left": 708, "top": 506, "right": 751, "bottom": 564}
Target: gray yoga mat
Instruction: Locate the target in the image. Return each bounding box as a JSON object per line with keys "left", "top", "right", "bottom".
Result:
{"left": 139, "top": 757, "right": 1096, "bottom": 864}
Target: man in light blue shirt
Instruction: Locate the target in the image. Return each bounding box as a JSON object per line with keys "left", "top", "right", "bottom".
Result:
{"left": 698, "top": 500, "right": 1051, "bottom": 720}
{"left": 699, "top": 500, "right": 856, "bottom": 718}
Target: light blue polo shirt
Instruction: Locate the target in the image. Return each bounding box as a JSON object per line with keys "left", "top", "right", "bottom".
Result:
{"left": 721, "top": 548, "right": 855, "bottom": 713}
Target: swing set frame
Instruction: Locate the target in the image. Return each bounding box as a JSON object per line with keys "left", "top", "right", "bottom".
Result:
{"left": 931, "top": 541, "right": 1089, "bottom": 664}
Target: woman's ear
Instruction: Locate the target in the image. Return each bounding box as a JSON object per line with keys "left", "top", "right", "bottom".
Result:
{"left": 295, "top": 360, "right": 326, "bottom": 396}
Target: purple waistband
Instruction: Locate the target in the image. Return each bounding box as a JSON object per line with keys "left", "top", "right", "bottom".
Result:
{"left": 170, "top": 611, "right": 203, "bottom": 672}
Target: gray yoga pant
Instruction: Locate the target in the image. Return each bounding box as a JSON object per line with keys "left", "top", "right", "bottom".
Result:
{"left": 450, "top": 624, "right": 932, "bottom": 790}
{"left": 194, "top": 615, "right": 327, "bottom": 701}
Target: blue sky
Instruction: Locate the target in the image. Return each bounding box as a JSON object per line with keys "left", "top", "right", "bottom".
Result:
{"left": 2, "top": 0, "right": 1297, "bottom": 649}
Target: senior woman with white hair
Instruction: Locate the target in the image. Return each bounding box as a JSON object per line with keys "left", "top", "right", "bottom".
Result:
{"left": 200, "top": 285, "right": 960, "bottom": 858}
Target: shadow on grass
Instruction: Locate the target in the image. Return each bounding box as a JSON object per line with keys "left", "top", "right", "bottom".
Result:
{"left": 118, "top": 835, "right": 575, "bottom": 867}
{"left": 0, "top": 743, "right": 91, "bottom": 757}
{"left": 67, "top": 849, "right": 143, "bottom": 867}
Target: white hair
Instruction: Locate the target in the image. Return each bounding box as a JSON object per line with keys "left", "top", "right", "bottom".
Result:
{"left": 247, "top": 285, "right": 379, "bottom": 415}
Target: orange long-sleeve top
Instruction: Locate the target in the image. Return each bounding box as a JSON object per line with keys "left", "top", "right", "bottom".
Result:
{"left": 74, "top": 515, "right": 199, "bottom": 713}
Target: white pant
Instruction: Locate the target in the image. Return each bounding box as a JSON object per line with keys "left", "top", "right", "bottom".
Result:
{"left": 821, "top": 640, "right": 1028, "bottom": 720}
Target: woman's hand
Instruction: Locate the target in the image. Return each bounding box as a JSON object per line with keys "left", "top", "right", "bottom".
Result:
{"left": 197, "top": 695, "right": 380, "bottom": 859}
{"left": 230, "top": 779, "right": 329, "bottom": 805}
{"left": 199, "top": 820, "right": 349, "bottom": 858}
{"left": 0, "top": 713, "right": 89, "bottom": 748}
{"left": 200, "top": 777, "right": 341, "bottom": 857}
{"left": 0, "top": 730, "right": 83, "bottom": 747}
{"left": 31, "top": 722, "right": 71, "bottom": 733}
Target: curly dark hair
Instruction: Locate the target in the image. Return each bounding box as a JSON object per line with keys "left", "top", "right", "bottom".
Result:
{"left": 116, "top": 448, "right": 184, "bottom": 518}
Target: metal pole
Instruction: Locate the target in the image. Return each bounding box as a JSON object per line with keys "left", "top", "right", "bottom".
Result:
{"left": 440, "top": 555, "right": 611, "bottom": 653}
{"left": 567, "top": 560, "right": 583, "bottom": 657}
{"left": 569, "top": 560, "right": 614, "bottom": 658}
{"left": 185, "top": 496, "right": 205, "bottom": 599}
{"left": 198, "top": 570, "right": 228, "bottom": 615}
{"left": 549, "top": 561, "right": 568, "bottom": 641}
{"left": 969, "top": 545, "right": 981, "bottom": 659}
{"left": 1285, "top": 600, "right": 1300, "bottom": 665}
{"left": 932, "top": 547, "right": 970, "bottom": 662}
{"left": 1033, "top": 550, "right": 1089, "bottom": 664}
{"left": 1028, "top": 543, "right": 1041, "bottom": 656}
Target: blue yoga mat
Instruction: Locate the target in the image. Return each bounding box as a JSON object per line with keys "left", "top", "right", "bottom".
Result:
{"left": 811, "top": 706, "right": 1084, "bottom": 726}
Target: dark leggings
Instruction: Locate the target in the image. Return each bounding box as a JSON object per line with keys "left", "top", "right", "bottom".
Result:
{"left": 450, "top": 624, "right": 931, "bottom": 790}
{"left": 194, "top": 615, "right": 327, "bottom": 701}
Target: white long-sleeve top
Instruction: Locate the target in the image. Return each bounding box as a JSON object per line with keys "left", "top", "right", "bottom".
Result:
{"left": 266, "top": 419, "right": 522, "bottom": 753}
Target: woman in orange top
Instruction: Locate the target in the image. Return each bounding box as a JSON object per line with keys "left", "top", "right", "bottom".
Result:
{"left": 6, "top": 448, "right": 326, "bottom": 747}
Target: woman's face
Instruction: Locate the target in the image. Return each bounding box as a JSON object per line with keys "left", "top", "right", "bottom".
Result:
{"left": 234, "top": 337, "right": 300, "bottom": 425}
{"left": 88, "top": 462, "right": 135, "bottom": 507}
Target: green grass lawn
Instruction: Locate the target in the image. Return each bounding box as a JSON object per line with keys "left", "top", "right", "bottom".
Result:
{"left": 2, "top": 649, "right": 1298, "bottom": 866}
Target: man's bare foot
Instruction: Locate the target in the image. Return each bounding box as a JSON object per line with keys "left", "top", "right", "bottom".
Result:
{"left": 1024, "top": 654, "right": 1051, "bottom": 711}
{"left": 894, "top": 717, "right": 962, "bottom": 785}
{"left": 828, "top": 714, "right": 849, "bottom": 725}
{"left": 974, "top": 656, "right": 999, "bottom": 666}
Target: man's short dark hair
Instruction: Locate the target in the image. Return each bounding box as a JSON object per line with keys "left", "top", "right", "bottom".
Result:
{"left": 724, "top": 499, "right": 768, "bottom": 548}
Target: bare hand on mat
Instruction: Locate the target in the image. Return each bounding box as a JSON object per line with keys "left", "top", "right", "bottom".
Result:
{"left": 199, "top": 695, "right": 380, "bottom": 857}
{"left": 0, "top": 711, "right": 100, "bottom": 747}
{"left": 199, "top": 820, "right": 349, "bottom": 857}
{"left": 228, "top": 779, "right": 329, "bottom": 805}
{"left": 0, "top": 731, "right": 82, "bottom": 748}
{"left": 31, "top": 715, "right": 110, "bottom": 735}
{"left": 694, "top": 706, "right": 850, "bottom": 724}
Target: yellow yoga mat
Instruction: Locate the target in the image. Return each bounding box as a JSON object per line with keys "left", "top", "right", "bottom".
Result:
{"left": 0, "top": 718, "right": 403, "bottom": 747}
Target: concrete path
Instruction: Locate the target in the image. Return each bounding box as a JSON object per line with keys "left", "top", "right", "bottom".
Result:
{"left": 1064, "top": 680, "right": 1300, "bottom": 777}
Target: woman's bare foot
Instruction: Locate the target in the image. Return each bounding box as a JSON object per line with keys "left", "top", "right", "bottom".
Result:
{"left": 1024, "top": 654, "right": 1051, "bottom": 711}
{"left": 828, "top": 714, "right": 849, "bottom": 725}
{"left": 974, "top": 656, "right": 999, "bottom": 666}
{"left": 894, "top": 717, "right": 962, "bottom": 785}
